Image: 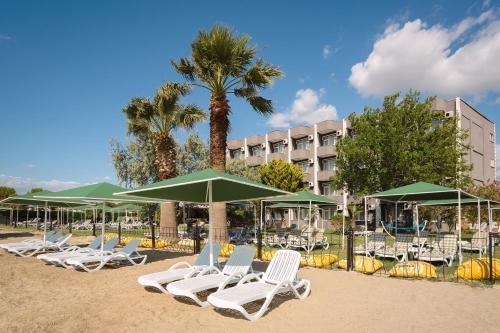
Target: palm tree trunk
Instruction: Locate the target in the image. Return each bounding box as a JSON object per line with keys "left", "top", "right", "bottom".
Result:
{"left": 210, "top": 92, "right": 229, "bottom": 242}
{"left": 156, "top": 134, "right": 178, "bottom": 239}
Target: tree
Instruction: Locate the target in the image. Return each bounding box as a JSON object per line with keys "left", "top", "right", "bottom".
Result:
{"left": 110, "top": 134, "right": 159, "bottom": 188}
{"left": 259, "top": 159, "right": 305, "bottom": 192}
{"left": 226, "top": 159, "right": 260, "bottom": 182}
{"left": 122, "top": 82, "right": 206, "bottom": 235}
{"left": 0, "top": 186, "right": 16, "bottom": 200}
{"left": 172, "top": 25, "right": 283, "bottom": 237}
{"left": 177, "top": 132, "right": 210, "bottom": 175}
{"left": 332, "top": 91, "right": 472, "bottom": 196}
{"left": 29, "top": 188, "right": 44, "bottom": 194}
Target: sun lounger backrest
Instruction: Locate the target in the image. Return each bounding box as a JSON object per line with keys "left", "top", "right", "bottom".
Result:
{"left": 263, "top": 250, "right": 301, "bottom": 285}
{"left": 87, "top": 235, "right": 103, "bottom": 250}
{"left": 440, "top": 234, "right": 457, "bottom": 255}
{"left": 103, "top": 237, "right": 119, "bottom": 251}
{"left": 121, "top": 239, "right": 140, "bottom": 254}
{"left": 222, "top": 245, "right": 255, "bottom": 276}
{"left": 471, "top": 232, "right": 486, "bottom": 247}
{"left": 194, "top": 242, "right": 221, "bottom": 267}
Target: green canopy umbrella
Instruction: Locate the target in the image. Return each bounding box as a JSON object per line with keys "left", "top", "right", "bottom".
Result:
{"left": 116, "top": 168, "right": 292, "bottom": 266}
{"left": 367, "top": 182, "right": 478, "bottom": 262}
{"left": 264, "top": 191, "right": 337, "bottom": 231}
{"left": 1, "top": 190, "right": 92, "bottom": 242}
{"left": 268, "top": 203, "right": 317, "bottom": 209}
{"left": 36, "top": 183, "right": 164, "bottom": 251}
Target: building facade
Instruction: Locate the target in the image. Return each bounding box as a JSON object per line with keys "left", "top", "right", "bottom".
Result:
{"left": 227, "top": 97, "right": 496, "bottom": 211}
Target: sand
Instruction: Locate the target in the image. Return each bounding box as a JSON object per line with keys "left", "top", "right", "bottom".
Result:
{"left": 1, "top": 232, "right": 499, "bottom": 333}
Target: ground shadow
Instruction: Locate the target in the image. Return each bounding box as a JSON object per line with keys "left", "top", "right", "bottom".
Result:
{"left": 0, "top": 232, "right": 34, "bottom": 239}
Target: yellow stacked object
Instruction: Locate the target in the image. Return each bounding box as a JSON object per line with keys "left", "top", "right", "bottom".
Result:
{"left": 103, "top": 233, "right": 169, "bottom": 248}
{"left": 220, "top": 244, "right": 235, "bottom": 257}
{"left": 456, "top": 258, "right": 500, "bottom": 280}
{"left": 260, "top": 248, "right": 278, "bottom": 261}
{"left": 338, "top": 256, "right": 383, "bottom": 274}
{"left": 388, "top": 261, "right": 437, "bottom": 279}
{"left": 300, "top": 254, "right": 338, "bottom": 268}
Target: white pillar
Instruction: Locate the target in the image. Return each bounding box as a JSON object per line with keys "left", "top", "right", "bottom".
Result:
{"left": 458, "top": 191, "right": 462, "bottom": 263}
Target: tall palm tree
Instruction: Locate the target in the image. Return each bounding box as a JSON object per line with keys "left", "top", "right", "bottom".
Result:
{"left": 123, "top": 82, "right": 206, "bottom": 235}
{"left": 172, "top": 25, "right": 283, "bottom": 238}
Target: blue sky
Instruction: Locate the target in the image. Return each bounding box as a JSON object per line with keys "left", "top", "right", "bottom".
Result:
{"left": 1, "top": 0, "right": 499, "bottom": 193}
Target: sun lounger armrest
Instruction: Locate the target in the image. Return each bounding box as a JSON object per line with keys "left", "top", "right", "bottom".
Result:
{"left": 62, "top": 246, "right": 81, "bottom": 252}
{"left": 198, "top": 266, "right": 221, "bottom": 276}
{"left": 217, "top": 271, "right": 246, "bottom": 291}
{"left": 168, "top": 261, "right": 194, "bottom": 271}
{"left": 237, "top": 273, "right": 263, "bottom": 286}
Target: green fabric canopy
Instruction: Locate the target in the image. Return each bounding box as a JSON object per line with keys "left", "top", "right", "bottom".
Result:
{"left": 419, "top": 198, "right": 499, "bottom": 207}
{"left": 113, "top": 203, "right": 142, "bottom": 211}
{"left": 116, "top": 169, "right": 292, "bottom": 203}
{"left": 367, "top": 181, "right": 476, "bottom": 202}
{"left": 35, "top": 182, "right": 163, "bottom": 203}
{"left": 117, "top": 168, "right": 291, "bottom": 266}
{"left": 1, "top": 190, "right": 90, "bottom": 207}
{"left": 263, "top": 191, "right": 338, "bottom": 205}
{"left": 268, "top": 202, "right": 318, "bottom": 209}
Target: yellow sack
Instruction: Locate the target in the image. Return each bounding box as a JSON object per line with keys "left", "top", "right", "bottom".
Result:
{"left": 260, "top": 249, "right": 277, "bottom": 261}
{"left": 220, "top": 244, "right": 235, "bottom": 257}
{"left": 301, "top": 254, "right": 338, "bottom": 268}
{"left": 338, "top": 256, "right": 383, "bottom": 274}
{"left": 389, "top": 261, "right": 437, "bottom": 279}
{"left": 456, "top": 258, "right": 500, "bottom": 280}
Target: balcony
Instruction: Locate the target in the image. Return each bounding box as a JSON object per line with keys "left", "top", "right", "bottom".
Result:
{"left": 227, "top": 139, "right": 244, "bottom": 150}
{"left": 317, "top": 170, "right": 335, "bottom": 182}
{"left": 317, "top": 145, "right": 336, "bottom": 157}
{"left": 267, "top": 131, "right": 287, "bottom": 142}
{"left": 247, "top": 155, "right": 264, "bottom": 166}
{"left": 317, "top": 120, "right": 342, "bottom": 134}
{"left": 246, "top": 135, "right": 265, "bottom": 146}
{"left": 303, "top": 172, "right": 312, "bottom": 182}
{"left": 290, "top": 125, "right": 313, "bottom": 139}
{"left": 268, "top": 152, "right": 287, "bottom": 161}
{"left": 290, "top": 149, "right": 311, "bottom": 161}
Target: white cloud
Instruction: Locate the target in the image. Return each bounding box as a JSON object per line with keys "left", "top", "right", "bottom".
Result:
{"left": 25, "top": 164, "right": 36, "bottom": 169}
{"left": 323, "top": 45, "right": 331, "bottom": 59}
{"left": 268, "top": 89, "right": 338, "bottom": 128}
{"left": 349, "top": 10, "right": 500, "bottom": 99}
{"left": 0, "top": 174, "right": 80, "bottom": 193}
{"left": 0, "top": 34, "right": 13, "bottom": 42}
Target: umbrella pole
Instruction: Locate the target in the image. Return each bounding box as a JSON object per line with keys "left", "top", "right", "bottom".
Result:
{"left": 458, "top": 191, "right": 462, "bottom": 264}
{"left": 208, "top": 180, "right": 214, "bottom": 267}
{"left": 477, "top": 198, "right": 481, "bottom": 259}
{"left": 364, "top": 196, "right": 368, "bottom": 248}
{"left": 102, "top": 202, "right": 105, "bottom": 251}
{"left": 43, "top": 202, "right": 48, "bottom": 244}
{"left": 342, "top": 206, "right": 345, "bottom": 250}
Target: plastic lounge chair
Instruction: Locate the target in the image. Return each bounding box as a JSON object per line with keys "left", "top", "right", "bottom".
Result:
{"left": 166, "top": 245, "right": 256, "bottom": 307}
{"left": 65, "top": 239, "right": 147, "bottom": 272}
{"left": 461, "top": 232, "right": 487, "bottom": 254}
{"left": 0, "top": 231, "right": 58, "bottom": 250}
{"left": 8, "top": 234, "right": 72, "bottom": 257}
{"left": 56, "top": 237, "right": 119, "bottom": 268}
{"left": 207, "top": 249, "right": 311, "bottom": 321}
{"left": 417, "top": 234, "right": 457, "bottom": 266}
{"left": 137, "top": 243, "right": 221, "bottom": 293}
{"left": 37, "top": 235, "right": 104, "bottom": 263}
{"left": 375, "top": 234, "right": 411, "bottom": 262}
{"left": 353, "top": 233, "right": 385, "bottom": 256}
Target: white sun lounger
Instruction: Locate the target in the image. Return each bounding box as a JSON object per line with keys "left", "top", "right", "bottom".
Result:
{"left": 54, "top": 237, "right": 119, "bottom": 268}
{"left": 0, "top": 231, "right": 59, "bottom": 250}
{"left": 166, "top": 245, "right": 256, "bottom": 307}
{"left": 461, "top": 232, "right": 487, "bottom": 254}
{"left": 207, "top": 249, "right": 311, "bottom": 321}
{"left": 65, "top": 239, "right": 147, "bottom": 272}
{"left": 418, "top": 234, "right": 458, "bottom": 267}
{"left": 37, "top": 235, "right": 103, "bottom": 263}
{"left": 8, "top": 234, "right": 72, "bottom": 257}
{"left": 137, "top": 242, "right": 221, "bottom": 293}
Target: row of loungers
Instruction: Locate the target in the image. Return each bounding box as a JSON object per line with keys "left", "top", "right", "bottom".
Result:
{"left": 138, "top": 244, "right": 311, "bottom": 321}
{"left": 354, "top": 232, "right": 488, "bottom": 266}
{"left": 265, "top": 228, "right": 329, "bottom": 252}
{"left": 1, "top": 232, "right": 147, "bottom": 272}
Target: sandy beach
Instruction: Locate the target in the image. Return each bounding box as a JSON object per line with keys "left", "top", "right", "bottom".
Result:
{"left": 1, "top": 232, "right": 499, "bottom": 333}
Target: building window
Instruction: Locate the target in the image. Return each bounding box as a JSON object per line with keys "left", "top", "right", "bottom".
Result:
{"left": 295, "top": 160, "right": 309, "bottom": 172}
{"left": 250, "top": 145, "right": 264, "bottom": 157}
{"left": 231, "top": 149, "right": 244, "bottom": 160}
{"left": 322, "top": 157, "right": 336, "bottom": 171}
{"left": 271, "top": 142, "right": 285, "bottom": 153}
{"left": 322, "top": 182, "right": 331, "bottom": 196}
{"left": 295, "top": 137, "right": 310, "bottom": 150}
{"left": 321, "top": 133, "right": 336, "bottom": 146}
{"left": 490, "top": 133, "right": 495, "bottom": 143}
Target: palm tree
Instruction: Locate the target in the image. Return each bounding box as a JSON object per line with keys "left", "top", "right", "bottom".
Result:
{"left": 123, "top": 82, "right": 206, "bottom": 235}
{"left": 172, "top": 25, "right": 283, "bottom": 238}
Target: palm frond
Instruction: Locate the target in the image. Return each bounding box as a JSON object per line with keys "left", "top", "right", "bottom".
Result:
{"left": 171, "top": 58, "right": 196, "bottom": 81}
{"left": 246, "top": 96, "right": 274, "bottom": 115}
{"left": 175, "top": 104, "right": 207, "bottom": 129}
